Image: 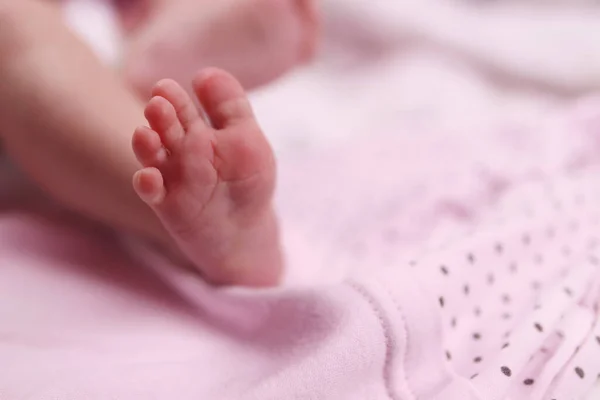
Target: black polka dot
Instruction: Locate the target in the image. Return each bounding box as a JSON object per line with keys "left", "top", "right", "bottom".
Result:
{"left": 523, "top": 378, "right": 535, "bottom": 386}
{"left": 467, "top": 253, "right": 475, "bottom": 263}
{"left": 501, "top": 366, "right": 512, "bottom": 377}
{"left": 595, "top": 336, "right": 600, "bottom": 345}
{"left": 503, "top": 330, "right": 511, "bottom": 339}
{"left": 502, "top": 342, "right": 510, "bottom": 349}
{"left": 473, "top": 356, "right": 482, "bottom": 363}
{"left": 540, "top": 347, "right": 548, "bottom": 353}
{"left": 575, "top": 367, "right": 585, "bottom": 379}
{"left": 440, "top": 265, "right": 449, "bottom": 275}
{"left": 474, "top": 307, "right": 481, "bottom": 317}
{"left": 450, "top": 317, "right": 457, "bottom": 328}
{"left": 464, "top": 285, "right": 470, "bottom": 296}
{"left": 473, "top": 332, "right": 481, "bottom": 340}
{"left": 487, "top": 273, "right": 495, "bottom": 285}
{"left": 446, "top": 350, "right": 452, "bottom": 361}
{"left": 564, "top": 287, "right": 573, "bottom": 297}
{"left": 534, "top": 323, "right": 543, "bottom": 332}
{"left": 495, "top": 243, "right": 504, "bottom": 254}
{"left": 501, "top": 312, "right": 511, "bottom": 320}
{"left": 470, "top": 373, "right": 479, "bottom": 379}
{"left": 409, "top": 260, "right": 417, "bottom": 267}
{"left": 502, "top": 294, "right": 511, "bottom": 304}
{"left": 439, "top": 297, "right": 445, "bottom": 307}
{"left": 531, "top": 281, "right": 541, "bottom": 291}
{"left": 557, "top": 331, "right": 565, "bottom": 339}
{"left": 522, "top": 234, "right": 531, "bottom": 245}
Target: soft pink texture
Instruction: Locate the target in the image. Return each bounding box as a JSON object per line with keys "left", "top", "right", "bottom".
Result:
{"left": 3, "top": 1, "right": 600, "bottom": 398}
{"left": 3, "top": 98, "right": 600, "bottom": 399}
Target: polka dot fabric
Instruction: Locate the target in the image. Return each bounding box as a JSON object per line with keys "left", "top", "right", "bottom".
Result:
{"left": 276, "top": 97, "right": 600, "bottom": 399}
{"left": 5, "top": 99, "right": 600, "bottom": 398}
{"left": 415, "top": 171, "right": 600, "bottom": 400}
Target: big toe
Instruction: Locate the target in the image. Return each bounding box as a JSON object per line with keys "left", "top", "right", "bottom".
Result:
{"left": 193, "top": 68, "right": 256, "bottom": 130}
{"left": 193, "top": 68, "right": 274, "bottom": 184}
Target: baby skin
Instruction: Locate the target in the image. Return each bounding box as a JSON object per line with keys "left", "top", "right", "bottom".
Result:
{"left": 132, "top": 68, "right": 283, "bottom": 286}
{"left": 123, "top": 0, "right": 319, "bottom": 98}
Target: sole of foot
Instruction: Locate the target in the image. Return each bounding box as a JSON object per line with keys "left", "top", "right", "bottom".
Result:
{"left": 132, "top": 68, "right": 282, "bottom": 287}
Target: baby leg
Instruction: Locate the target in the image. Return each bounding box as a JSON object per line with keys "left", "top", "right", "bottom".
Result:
{"left": 0, "top": 1, "right": 159, "bottom": 241}
{"left": 0, "top": 0, "right": 280, "bottom": 286}
{"left": 122, "top": 0, "right": 319, "bottom": 99}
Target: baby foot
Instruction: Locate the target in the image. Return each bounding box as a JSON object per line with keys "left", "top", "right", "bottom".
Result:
{"left": 124, "top": 0, "right": 319, "bottom": 99}
{"left": 131, "top": 68, "right": 282, "bottom": 286}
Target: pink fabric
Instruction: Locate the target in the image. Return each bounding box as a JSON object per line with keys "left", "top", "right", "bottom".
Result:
{"left": 3, "top": 99, "right": 600, "bottom": 399}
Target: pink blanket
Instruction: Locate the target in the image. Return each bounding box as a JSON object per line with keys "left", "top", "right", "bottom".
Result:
{"left": 3, "top": 98, "right": 600, "bottom": 399}
{"left": 4, "top": 1, "right": 600, "bottom": 399}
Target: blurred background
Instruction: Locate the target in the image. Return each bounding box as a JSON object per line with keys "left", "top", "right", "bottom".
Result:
{"left": 1, "top": 1, "right": 599, "bottom": 398}
{"left": 64, "top": 0, "right": 600, "bottom": 157}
